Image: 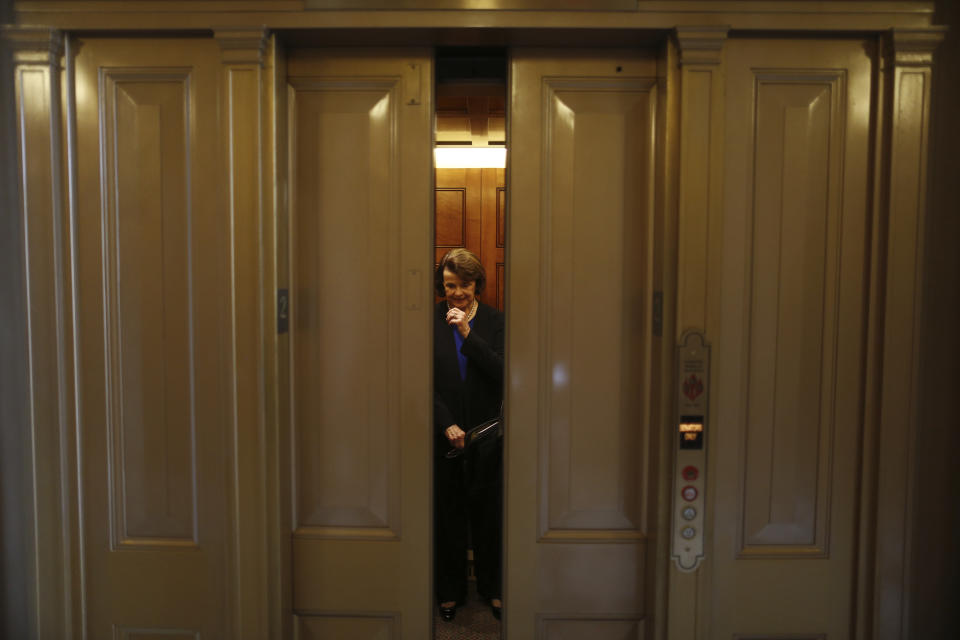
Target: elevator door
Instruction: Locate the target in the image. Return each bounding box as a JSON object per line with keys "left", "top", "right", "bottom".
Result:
{"left": 506, "top": 49, "right": 660, "bottom": 638}
{"left": 286, "top": 49, "right": 434, "bottom": 638}
{"left": 72, "top": 38, "right": 231, "bottom": 637}
{"left": 705, "top": 37, "right": 874, "bottom": 638}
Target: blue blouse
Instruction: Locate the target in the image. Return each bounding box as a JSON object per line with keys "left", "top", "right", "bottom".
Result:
{"left": 452, "top": 318, "right": 476, "bottom": 381}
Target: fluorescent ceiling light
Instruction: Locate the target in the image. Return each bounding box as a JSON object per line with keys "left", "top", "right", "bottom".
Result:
{"left": 434, "top": 147, "right": 506, "bottom": 169}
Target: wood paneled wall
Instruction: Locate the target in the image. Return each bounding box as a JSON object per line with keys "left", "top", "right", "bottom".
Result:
{"left": 435, "top": 167, "right": 505, "bottom": 309}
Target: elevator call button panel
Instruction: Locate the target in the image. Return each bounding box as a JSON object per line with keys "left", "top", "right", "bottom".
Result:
{"left": 672, "top": 330, "right": 710, "bottom": 572}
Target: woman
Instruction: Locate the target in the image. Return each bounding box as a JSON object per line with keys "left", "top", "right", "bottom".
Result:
{"left": 433, "top": 248, "right": 505, "bottom": 622}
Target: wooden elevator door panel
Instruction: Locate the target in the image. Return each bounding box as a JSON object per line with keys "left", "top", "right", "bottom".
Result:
{"left": 286, "top": 49, "right": 434, "bottom": 639}
{"left": 436, "top": 167, "right": 506, "bottom": 310}
{"left": 707, "top": 38, "right": 874, "bottom": 638}
{"left": 72, "top": 38, "right": 230, "bottom": 637}
{"left": 507, "top": 49, "right": 659, "bottom": 638}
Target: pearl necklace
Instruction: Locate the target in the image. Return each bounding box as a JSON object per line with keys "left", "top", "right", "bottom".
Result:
{"left": 448, "top": 299, "right": 478, "bottom": 322}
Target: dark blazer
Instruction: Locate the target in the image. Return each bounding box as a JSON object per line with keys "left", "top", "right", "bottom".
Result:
{"left": 433, "top": 300, "right": 505, "bottom": 455}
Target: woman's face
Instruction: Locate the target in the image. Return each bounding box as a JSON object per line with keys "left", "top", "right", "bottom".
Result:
{"left": 442, "top": 268, "right": 477, "bottom": 312}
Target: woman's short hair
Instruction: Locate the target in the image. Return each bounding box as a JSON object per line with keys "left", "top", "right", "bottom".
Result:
{"left": 435, "top": 248, "right": 486, "bottom": 297}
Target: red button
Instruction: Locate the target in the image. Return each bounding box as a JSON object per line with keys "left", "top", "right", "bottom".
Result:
{"left": 681, "top": 485, "right": 698, "bottom": 501}
{"left": 682, "top": 465, "right": 699, "bottom": 481}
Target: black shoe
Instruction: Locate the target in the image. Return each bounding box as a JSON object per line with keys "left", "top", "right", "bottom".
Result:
{"left": 439, "top": 603, "right": 457, "bottom": 621}
{"left": 490, "top": 599, "right": 502, "bottom": 620}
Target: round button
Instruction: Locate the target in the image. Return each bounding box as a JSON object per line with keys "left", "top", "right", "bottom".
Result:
{"left": 681, "top": 485, "right": 698, "bottom": 501}
{"left": 681, "top": 506, "right": 697, "bottom": 521}
{"left": 681, "top": 526, "right": 697, "bottom": 539}
{"left": 682, "top": 465, "right": 699, "bottom": 481}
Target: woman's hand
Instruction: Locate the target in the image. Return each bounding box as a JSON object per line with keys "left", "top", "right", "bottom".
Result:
{"left": 446, "top": 307, "right": 471, "bottom": 338}
{"left": 445, "top": 424, "right": 466, "bottom": 449}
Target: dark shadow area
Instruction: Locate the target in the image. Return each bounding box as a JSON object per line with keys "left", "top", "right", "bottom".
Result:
{"left": 912, "top": 1, "right": 960, "bottom": 637}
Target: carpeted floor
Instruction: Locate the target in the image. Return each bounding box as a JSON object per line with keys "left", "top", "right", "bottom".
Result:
{"left": 433, "top": 582, "right": 501, "bottom": 640}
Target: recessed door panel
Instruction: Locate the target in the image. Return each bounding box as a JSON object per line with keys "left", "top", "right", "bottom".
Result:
{"left": 292, "top": 82, "right": 400, "bottom": 533}
{"left": 507, "top": 49, "right": 658, "bottom": 636}
{"left": 287, "top": 49, "right": 433, "bottom": 638}
{"left": 109, "top": 76, "right": 197, "bottom": 545}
